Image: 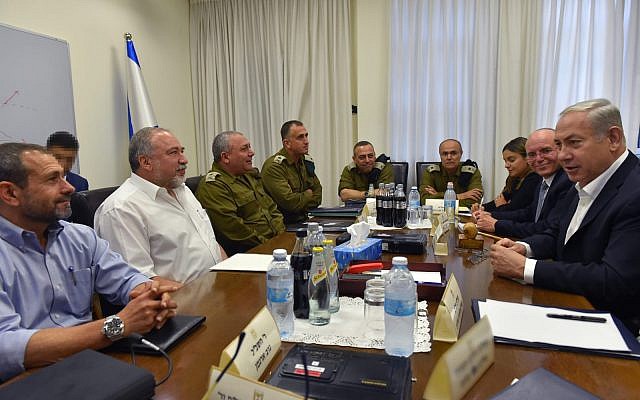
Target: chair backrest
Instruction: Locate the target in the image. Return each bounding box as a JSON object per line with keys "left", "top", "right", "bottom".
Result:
{"left": 185, "top": 175, "right": 203, "bottom": 194}
{"left": 390, "top": 161, "right": 409, "bottom": 190}
{"left": 416, "top": 161, "right": 438, "bottom": 188}
{"left": 69, "top": 186, "right": 119, "bottom": 228}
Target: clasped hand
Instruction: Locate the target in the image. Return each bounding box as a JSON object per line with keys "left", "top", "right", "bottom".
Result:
{"left": 489, "top": 238, "right": 527, "bottom": 280}
{"left": 118, "top": 280, "right": 179, "bottom": 337}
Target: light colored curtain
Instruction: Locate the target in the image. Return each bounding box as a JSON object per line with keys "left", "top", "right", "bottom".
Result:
{"left": 190, "top": 0, "right": 352, "bottom": 206}
{"left": 390, "top": 0, "right": 640, "bottom": 198}
{"left": 389, "top": 0, "right": 500, "bottom": 196}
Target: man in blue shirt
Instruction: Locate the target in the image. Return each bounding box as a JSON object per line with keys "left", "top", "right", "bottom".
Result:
{"left": 0, "top": 143, "right": 178, "bottom": 381}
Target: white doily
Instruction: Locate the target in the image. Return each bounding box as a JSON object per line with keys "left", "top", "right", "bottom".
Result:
{"left": 286, "top": 297, "right": 431, "bottom": 352}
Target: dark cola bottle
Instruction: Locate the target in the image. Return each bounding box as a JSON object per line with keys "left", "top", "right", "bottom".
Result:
{"left": 394, "top": 184, "right": 407, "bottom": 228}
{"left": 291, "top": 229, "right": 312, "bottom": 318}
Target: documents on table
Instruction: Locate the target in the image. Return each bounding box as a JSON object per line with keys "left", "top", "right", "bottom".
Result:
{"left": 476, "top": 299, "right": 630, "bottom": 352}
{"left": 368, "top": 270, "right": 442, "bottom": 284}
{"left": 209, "top": 253, "right": 288, "bottom": 272}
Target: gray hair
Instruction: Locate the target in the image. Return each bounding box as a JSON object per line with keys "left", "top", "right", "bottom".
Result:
{"left": 212, "top": 131, "right": 243, "bottom": 163}
{"left": 129, "top": 127, "right": 169, "bottom": 171}
{"left": 0, "top": 143, "right": 48, "bottom": 188}
{"left": 560, "top": 98, "right": 625, "bottom": 143}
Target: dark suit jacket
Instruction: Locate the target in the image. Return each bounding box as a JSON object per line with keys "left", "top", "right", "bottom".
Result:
{"left": 483, "top": 171, "right": 541, "bottom": 213}
{"left": 66, "top": 171, "right": 89, "bottom": 192}
{"left": 492, "top": 169, "right": 572, "bottom": 238}
{"left": 525, "top": 151, "right": 640, "bottom": 332}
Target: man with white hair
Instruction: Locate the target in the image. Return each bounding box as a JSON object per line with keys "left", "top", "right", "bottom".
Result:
{"left": 95, "top": 127, "right": 226, "bottom": 287}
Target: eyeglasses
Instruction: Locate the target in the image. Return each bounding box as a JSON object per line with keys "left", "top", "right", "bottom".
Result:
{"left": 526, "top": 147, "right": 555, "bottom": 159}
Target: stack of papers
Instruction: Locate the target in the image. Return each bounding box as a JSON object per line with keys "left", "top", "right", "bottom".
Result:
{"left": 209, "top": 253, "right": 282, "bottom": 272}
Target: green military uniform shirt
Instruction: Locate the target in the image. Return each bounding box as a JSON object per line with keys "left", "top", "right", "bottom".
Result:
{"left": 195, "top": 163, "right": 285, "bottom": 256}
{"left": 261, "top": 148, "right": 322, "bottom": 223}
{"left": 419, "top": 161, "right": 483, "bottom": 208}
{"left": 338, "top": 162, "right": 394, "bottom": 196}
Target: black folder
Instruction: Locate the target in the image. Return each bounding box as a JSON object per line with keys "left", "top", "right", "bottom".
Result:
{"left": 490, "top": 368, "right": 600, "bottom": 399}
{"left": 308, "top": 205, "right": 363, "bottom": 217}
{"left": 0, "top": 349, "right": 155, "bottom": 400}
{"left": 105, "top": 314, "right": 205, "bottom": 355}
{"left": 471, "top": 299, "right": 640, "bottom": 360}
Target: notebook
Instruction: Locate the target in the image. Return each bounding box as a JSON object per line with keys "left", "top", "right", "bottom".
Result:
{"left": 490, "top": 368, "right": 599, "bottom": 399}
{"left": 0, "top": 349, "right": 155, "bottom": 400}
{"left": 105, "top": 314, "right": 205, "bottom": 355}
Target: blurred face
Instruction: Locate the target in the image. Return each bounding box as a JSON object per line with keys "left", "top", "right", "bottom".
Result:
{"left": 18, "top": 151, "right": 75, "bottom": 223}
{"left": 147, "top": 131, "right": 188, "bottom": 189}
{"left": 502, "top": 150, "right": 529, "bottom": 178}
{"left": 353, "top": 144, "right": 376, "bottom": 174}
{"left": 222, "top": 134, "right": 254, "bottom": 176}
{"left": 525, "top": 130, "right": 559, "bottom": 178}
{"left": 283, "top": 124, "right": 309, "bottom": 157}
{"left": 439, "top": 140, "right": 463, "bottom": 173}
{"left": 556, "top": 111, "right": 622, "bottom": 187}
{"left": 48, "top": 146, "right": 77, "bottom": 175}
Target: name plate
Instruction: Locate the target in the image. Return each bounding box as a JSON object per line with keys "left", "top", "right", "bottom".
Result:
{"left": 202, "top": 366, "right": 303, "bottom": 400}
{"left": 218, "top": 306, "right": 281, "bottom": 380}
{"left": 423, "top": 316, "right": 494, "bottom": 400}
{"left": 433, "top": 274, "right": 463, "bottom": 342}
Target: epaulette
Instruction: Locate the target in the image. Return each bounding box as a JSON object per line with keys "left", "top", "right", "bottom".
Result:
{"left": 273, "top": 154, "right": 286, "bottom": 164}
{"left": 347, "top": 161, "right": 357, "bottom": 170}
{"left": 373, "top": 161, "right": 386, "bottom": 170}
{"left": 426, "top": 163, "right": 440, "bottom": 173}
{"left": 304, "top": 154, "right": 315, "bottom": 164}
{"left": 205, "top": 171, "right": 221, "bottom": 183}
{"left": 460, "top": 160, "right": 478, "bottom": 174}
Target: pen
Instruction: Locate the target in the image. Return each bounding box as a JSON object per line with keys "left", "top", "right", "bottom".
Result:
{"left": 546, "top": 313, "right": 606, "bottom": 323}
{"left": 68, "top": 266, "right": 77, "bottom": 286}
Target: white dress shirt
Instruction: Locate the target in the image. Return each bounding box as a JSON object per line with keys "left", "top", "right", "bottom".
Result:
{"left": 522, "top": 151, "right": 628, "bottom": 283}
{"left": 94, "top": 173, "right": 223, "bottom": 283}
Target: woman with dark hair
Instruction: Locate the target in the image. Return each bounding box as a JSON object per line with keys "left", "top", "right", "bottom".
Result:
{"left": 481, "top": 137, "right": 540, "bottom": 212}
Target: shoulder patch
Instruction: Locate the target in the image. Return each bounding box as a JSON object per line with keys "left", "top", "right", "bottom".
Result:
{"left": 461, "top": 165, "right": 477, "bottom": 174}
{"left": 274, "top": 155, "right": 286, "bottom": 164}
{"left": 304, "top": 154, "right": 315, "bottom": 164}
{"left": 205, "top": 171, "right": 220, "bottom": 183}
{"left": 373, "top": 161, "right": 386, "bottom": 170}
{"left": 426, "top": 164, "right": 440, "bottom": 173}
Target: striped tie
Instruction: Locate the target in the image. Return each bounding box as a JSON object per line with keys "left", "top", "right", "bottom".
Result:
{"left": 534, "top": 182, "right": 548, "bottom": 222}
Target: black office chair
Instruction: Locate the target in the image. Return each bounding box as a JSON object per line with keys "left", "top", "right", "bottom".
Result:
{"left": 416, "top": 161, "right": 437, "bottom": 188}
{"left": 185, "top": 175, "right": 203, "bottom": 194}
{"left": 390, "top": 161, "right": 409, "bottom": 190}
{"left": 69, "top": 186, "right": 119, "bottom": 228}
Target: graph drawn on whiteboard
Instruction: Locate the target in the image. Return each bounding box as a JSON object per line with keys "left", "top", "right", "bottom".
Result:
{"left": 0, "top": 22, "right": 76, "bottom": 147}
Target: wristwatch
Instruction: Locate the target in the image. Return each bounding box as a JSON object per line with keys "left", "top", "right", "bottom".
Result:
{"left": 102, "top": 315, "right": 125, "bottom": 341}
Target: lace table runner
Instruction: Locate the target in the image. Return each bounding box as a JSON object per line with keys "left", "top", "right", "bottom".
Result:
{"left": 286, "top": 297, "right": 431, "bottom": 352}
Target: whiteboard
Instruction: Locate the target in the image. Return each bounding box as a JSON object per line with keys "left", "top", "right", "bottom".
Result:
{"left": 0, "top": 23, "right": 76, "bottom": 150}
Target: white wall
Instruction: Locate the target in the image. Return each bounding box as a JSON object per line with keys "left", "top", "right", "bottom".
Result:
{"left": 0, "top": 0, "right": 195, "bottom": 188}
{"left": 353, "top": 0, "right": 390, "bottom": 154}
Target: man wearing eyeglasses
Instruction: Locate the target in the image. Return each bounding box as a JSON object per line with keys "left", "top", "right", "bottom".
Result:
{"left": 474, "top": 128, "right": 572, "bottom": 238}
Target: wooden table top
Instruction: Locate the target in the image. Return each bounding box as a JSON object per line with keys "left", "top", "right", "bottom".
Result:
{"left": 115, "top": 231, "right": 640, "bottom": 399}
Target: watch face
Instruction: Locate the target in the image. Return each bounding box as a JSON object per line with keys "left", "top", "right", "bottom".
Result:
{"left": 104, "top": 316, "right": 124, "bottom": 340}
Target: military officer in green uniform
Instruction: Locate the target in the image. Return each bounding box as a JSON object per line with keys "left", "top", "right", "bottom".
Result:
{"left": 338, "top": 141, "right": 394, "bottom": 201}
{"left": 419, "top": 138, "right": 484, "bottom": 208}
{"left": 196, "top": 131, "right": 285, "bottom": 255}
{"left": 262, "top": 120, "right": 322, "bottom": 223}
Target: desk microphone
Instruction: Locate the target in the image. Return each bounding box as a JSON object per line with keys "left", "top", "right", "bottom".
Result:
{"left": 128, "top": 333, "right": 173, "bottom": 386}
{"left": 215, "top": 331, "right": 246, "bottom": 385}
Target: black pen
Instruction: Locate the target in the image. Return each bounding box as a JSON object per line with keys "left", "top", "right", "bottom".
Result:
{"left": 546, "top": 313, "right": 606, "bottom": 323}
{"left": 68, "top": 266, "right": 77, "bottom": 286}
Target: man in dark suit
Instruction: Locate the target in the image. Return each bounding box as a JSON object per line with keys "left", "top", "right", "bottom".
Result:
{"left": 46, "top": 131, "right": 89, "bottom": 191}
{"left": 490, "top": 99, "right": 640, "bottom": 334}
{"left": 474, "top": 128, "right": 573, "bottom": 238}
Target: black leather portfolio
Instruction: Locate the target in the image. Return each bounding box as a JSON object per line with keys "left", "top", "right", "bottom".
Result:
{"left": 490, "top": 368, "right": 599, "bottom": 399}
{"left": 0, "top": 349, "right": 154, "bottom": 400}
{"left": 369, "top": 232, "right": 427, "bottom": 254}
{"left": 106, "top": 314, "right": 205, "bottom": 355}
{"left": 267, "top": 344, "right": 412, "bottom": 400}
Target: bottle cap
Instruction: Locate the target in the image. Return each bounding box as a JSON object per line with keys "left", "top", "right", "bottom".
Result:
{"left": 295, "top": 228, "right": 308, "bottom": 237}
{"left": 312, "top": 246, "right": 324, "bottom": 253}
{"left": 322, "top": 239, "right": 333, "bottom": 245}
{"left": 307, "top": 222, "right": 319, "bottom": 232}
{"left": 392, "top": 256, "right": 408, "bottom": 266}
{"left": 273, "top": 249, "right": 287, "bottom": 259}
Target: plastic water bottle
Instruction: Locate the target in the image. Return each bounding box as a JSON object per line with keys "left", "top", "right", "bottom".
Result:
{"left": 308, "top": 247, "right": 330, "bottom": 325}
{"left": 323, "top": 239, "right": 340, "bottom": 313}
{"left": 266, "top": 249, "right": 294, "bottom": 339}
{"left": 393, "top": 184, "right": 407, "bottom": 228}
{"left": 291, "top": 229, "right": 311, "bottom": 318}
{"left": 407, "top": 186, "right": 421, "bottom": 228}
{"left": 384, "top": 256, "right": 416, "bottom": 357}
{"left": 444, "top": 181, "right": 457, "bottom": 223}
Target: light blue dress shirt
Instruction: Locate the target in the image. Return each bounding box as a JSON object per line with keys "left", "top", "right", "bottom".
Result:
{"left": 0, "top": 216, "right": 149, "bottom": 381}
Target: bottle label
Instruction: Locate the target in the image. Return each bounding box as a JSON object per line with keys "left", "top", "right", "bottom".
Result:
{"left": 395, "top": 200, "right": 406, "bottom": 209}
{"left": 385, "top": 298, "right": 416, "bottom": 317}
{"left": 311, "top": 268, "right": 327, "bottom": 285}
{"left": 328, "top": 261, "right": 338, "bottom": 275}
{"left": 267, "top": 287, "right": 291, "bottom": 303}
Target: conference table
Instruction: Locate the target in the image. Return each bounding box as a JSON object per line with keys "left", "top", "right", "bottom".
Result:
{"left": 114, "top": 229, "right": 640, "bottom": 400}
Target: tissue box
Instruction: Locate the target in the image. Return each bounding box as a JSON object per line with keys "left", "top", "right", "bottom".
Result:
{"left": 334, "top": 238, "right": 383, "bottom": 270}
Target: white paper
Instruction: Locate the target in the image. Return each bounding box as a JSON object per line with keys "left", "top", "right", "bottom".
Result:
{"left": 373, "top": 270, "right": 442, "bottom": 284}
{"left": 209, "top": 253, "right": 286, "bottom": 272}
{"left": 478, "top": 299, "right": 630, "bottom": 352}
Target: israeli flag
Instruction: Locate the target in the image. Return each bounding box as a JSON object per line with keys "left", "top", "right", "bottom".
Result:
{"left": 125, "top": 33, "right": 157, "bottom": 138}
